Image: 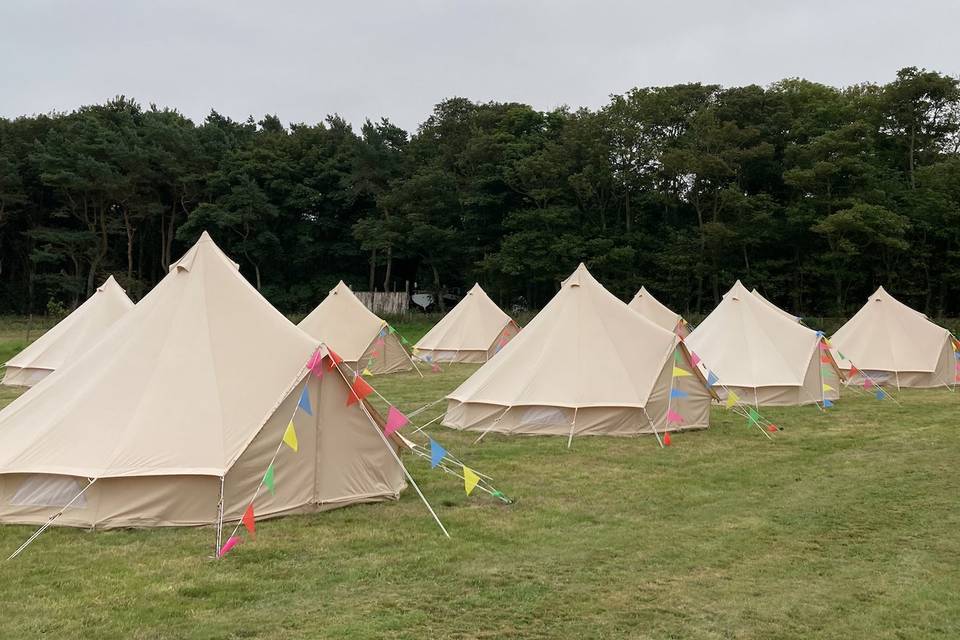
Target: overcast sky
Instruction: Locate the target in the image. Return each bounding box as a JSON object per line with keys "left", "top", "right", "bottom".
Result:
{"left": 2, "top": 1, "right": 958, "bottom": 133}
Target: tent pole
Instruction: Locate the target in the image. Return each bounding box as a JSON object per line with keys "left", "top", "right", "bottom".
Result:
{"left": 642, "top": 408, "right": 664, "bottom": 448}
{"left": 410, "top": 412, "right": 445, "bottom": 436}
{"left": 566, "top": 408, "right": 578, "bottom": 449}
{"left": 214, "top": 476, "right": 225, "bottom": 558}
{"left": 7, "top": 478, "right": 97, "bottom": 561}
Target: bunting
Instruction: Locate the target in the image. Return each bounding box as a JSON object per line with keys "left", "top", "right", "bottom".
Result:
{"left": 431, "top": 363, "right": 442, "bottom": 373}
{"left": 820, "top": 354, "right": 832, "bottom": 364}
{"left": 385, "top": 406, "right": 409, "bottom": 436}
{"left": 463, "top": 466, "right": 481, "bottom": 495}
{"left": 663, "top": 431, "right": 672, "bottom": 446}
{"left": 242, "top": 504, "right": 256, "bottom": 538}
{"left": 875, "top": 390, "right": 885, "bottom": 400}
{"left": 864, "top": 378, "right": 875, "bottom": 390}
{"left": 362, "top": 368, "right": 373, "bottom": 377}
{"left": 670, "top": 388, "right": 689, "bottom": 399}
{"left": 218, "top": 536, "right": 240, "bottom": 557}
{"left": 849, "top": 365, "right": 859, "bottom": 376}
{"left": 822, "top": 383, "right": 835, "bottom": 393}
{"left": 346, "top": 376, "right": 374, "bottom": 406}
{"left": 263, "top": 464, "right": 275, "bottom": 495}
{"left": 725, "top": 391, "right": 739, "bottom": 408}
{"left": 666, "top": 409, "right": 683, "bottom": 424}
{"left": 672, "top": 366, "right": 692, "bottom": 378}
{"left": 706, "top": 371, "right": 719, "bottom": 387}
{"left": 766, "top": 423, "right": 778, "bottom": 433}
{"left": 429, "top": 439, "right": 446, "bottom": 468}
{"left": 823, "top": 398, "right": 834, "bottom": 408}
{"left": 297, "top": 386, "right": 312, "bottom": 416}
{"left": 282, "top": 421, "right": 298, "bottom": 452}
{"left": 307, "top": 350, "right": 324, "bottom": 377}
{"left": 689, "top": 352, "right": 701, "bottom": 367}
{"left": 747, "top": 407, "right": 760, "bottom": 425}
{"left": 327, "top": 348, "right": 344, "bottom": 371}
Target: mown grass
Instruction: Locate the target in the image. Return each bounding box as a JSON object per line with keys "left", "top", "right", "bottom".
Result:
{"left": 0, "top": 320, "right": 957, "bottom": 638}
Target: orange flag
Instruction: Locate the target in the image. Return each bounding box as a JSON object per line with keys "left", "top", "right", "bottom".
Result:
{"left": 242, "top": 504, "right": 256, "bottom": 538}
{"left": 347, "top": 376, "right": 374, "bottom": 406}
{"left": 327, "top": 348, "right": 344, "bottom": 371}
{"left": 663, "top": 432, "right": 672, "bottom": 446}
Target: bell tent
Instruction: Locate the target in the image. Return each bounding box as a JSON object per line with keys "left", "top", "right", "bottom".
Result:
{"left": 3, "top": 276, "right": 134, "bottom": 387}
{"left": 685, "top": 281, "right": 841, "bottom": 406}
{"left": 0, "top": 232, "right": 406, "bottom": 529}
{"left": 751, "top": 288, "right": 802, "bottom": 323}
{"left": 413, "top": 284, "right": 519, "bottom": 363}
{"left": 830, "top": 286, "right": 958, "bottom": 389}
{"left": 628, "top": 286, "right": 690, "bottom": 337}
{"left": 299, "top": 281, "right": 416, "bottom": 375}
{"left": 443, "top": 264, "right": 714, "bottom": 441}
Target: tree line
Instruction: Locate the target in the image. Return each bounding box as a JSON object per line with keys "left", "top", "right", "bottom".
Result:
{"left": 1, "top": 67, "right": 959, "bottom": 318}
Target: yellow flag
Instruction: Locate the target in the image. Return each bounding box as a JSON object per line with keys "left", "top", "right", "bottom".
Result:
{"left": 672, "top": 366, "right": 692, "bottom": 378}
{"left": 822, "top": 383, "right": 835, "bottom": 392}
{"left": 463, "top": 466, "right": 480, "bottom": 496}
{"left": 362, "top": 368, "right": 373, "bottom": 377}
{"left": 283, "top": 421, "right": 298, "bottom": 452}
{"left": 726, "top": 391, "right": 740, "bottom": 408}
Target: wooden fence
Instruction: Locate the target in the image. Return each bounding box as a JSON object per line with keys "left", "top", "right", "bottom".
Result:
{"left": 355, "top": 291, "right": 409, "bottom": 315}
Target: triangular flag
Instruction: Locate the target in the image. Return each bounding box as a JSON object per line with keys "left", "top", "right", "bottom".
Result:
{"left": 429, "top": 439, "right": 446, "bottom": 468}
{"left": 370, "top": 349, "right": 380, "bottom": 358}
{"left": 875, "top": 390, "right": 885, "bottom": 400}
{"left": 726, "top": 391, "right": 739, "bottom": 408}
{"left": 849, "top": 365, "right": 859, "bottom": 376}
{"left": 663, "top": 431, "right": 672, "bottom": 446}
{"left": 670, "top": 388, "right": 689, "bottom": 399}
{"left": 385, "top": 406, "right": 409, "bottom": 436}
{"left": 838, "top": 351, "right": 846, "bottom": 360}
{"left": 306, "top": 350, "right": 322, "bottom": 371}
{"left": 674, "top": 350, "right": 682, "bottom": 364}
{"left": 689, "top": 352, "right": 701, "bottom": 367}
{"left": 297, "top": 386, "right": 312, "bottom": 416}
{"left": 379, "top": 327, "right": 388, "bottom": 338}
{"left": 375, "top": 337, "right": 386, "bottom": 347}
{"left": 818, "top": 340, "right": 829, "bottom": 351}
{"left": 820, "top": 366, "right": 833, "bottom": 375}
{"left": 666, "top": 409, "right": 683, "bottom": 424}
{"left": 747, "top": 407, "right": 760, "bottom": 425}
{"left": 767, "top": 423, "right": 778, "bottom": 433}
{"left": 955, "top": 350, "right": 960, "bottom": 360}
{"left": 388, "top": 326, "right": 396, "bottom": 334}
{"left": 706, "top": 371, "right": 719, "bottom": 387}
{"left": 242, "top": 504, "right": 256, "bottom": 538}
{"left": 822, "top": 383, "right": 835, "bottom": 393}
{"left": 283, "top": 421, "right": 298, "bottom": 452}
{"left": 823, "top": 398, "right": 834, "bottom": 408}
{"left": 672, "top": 366, "right": 692, "bottom": 378}
{"left": 463, "top": 466, "right": 481, "bottom": 495}
{"left": 346, "top": 376, "right": 374, "bottom": 406}
{"left": 863, "top": 378, "right": 875, "bottom": 390}
{"left": 263, "top": 464, "right": 275, "bottom": 495}
{"left": 326, "top": 348, "right": 343, "bottom": 370}
{"left": 218, "top": 536, "right": 240, "bottom": 557}
{"left": 820, "top": 354, "right": 832, "bottom": 364}
{"left": 401, "top": 336, "right": 410, "bottom": 345}
{"left": 362, "top": 367, "right": 373, "bottom": 377}
{"left": 431, "top": 363, "right": 441, "bottom": 373}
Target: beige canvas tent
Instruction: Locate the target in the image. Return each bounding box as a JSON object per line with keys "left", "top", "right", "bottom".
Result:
{"left": 830, "top": 286, "right": 958, "bottom": 389}
{"left": 685, "top": 281, "right": 842, "bottom": 406}
{"left": 0, "top": 232, "right": 405, "bottom": 529}
{"left": 443, "top": 264, "right": 715, "bottom": 440}
{"left": 299, "top": 281, "right": 416, "bottom": 375}
{"left": 751, "top": 288, "right": 802, "bottom": 323}
{"left": 3, "top": 276, "right": 133, "bottom": 387}
{"left": 628, "top": 286, "right": 690, "bottom": 337}
{"left": 413, "top": 284, "right": 519, "bottom": 363}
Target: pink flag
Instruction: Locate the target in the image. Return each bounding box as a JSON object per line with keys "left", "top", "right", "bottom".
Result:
{"left": 307, "top": 350, "right": 324, "bottom": 378}
{"left": 385, "top": 406, "right": 409, "bottom": 436}
{"left": 431, "top": 363, "right": 441, "bottom": 373}
{"left": 218, "top": 536, "right": 240, "bottom": 557}
{"left": 818, "top": 341, "right": 828, "bottom": 351}
{"left": 666, "top": 409, "right": 683, "bottom": 424}
{"left": 375, "top": 338, "right": 386, "bottom": 347}
{"left": 690, "top": 352, "right": 701, "bottom": 367}
{"left": 864, "top": 378, "right": 875, "bottom": 389}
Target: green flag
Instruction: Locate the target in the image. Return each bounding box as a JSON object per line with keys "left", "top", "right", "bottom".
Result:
{"left": 747, "top": 407, "right": 760, "bottom": 425}
{"left": 263, "top": 464, "right": 275, "bottom": 495}
{"left": 388, "top": 326, "right": 396, "bottom": 334}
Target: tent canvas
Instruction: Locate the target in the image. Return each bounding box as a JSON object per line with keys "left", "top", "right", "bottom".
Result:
{"left": 443, "top": 264, "right": 715, "bottom": 439}
{"left": 685, "top": 281, "right": 841, "bottom": 406}
{"left": 751, "top": 288, "right": 802, "bottom": 323}
{"left": 413, "top": 283, "right": 519, "bottom": 363}
{"left": 830, "top": 286, "right": 957, "bottom": 389}
{"left": 0, "top": 233, "right": 405, "bottom": 529}
{"left": 299, "top": 281, "right": 416, "bottom": 375}
{"left": 3, "top": 276, "right": 134, "bottom": 388}
{"left": 628, "top": 286, "right": 689, "bottom": 337}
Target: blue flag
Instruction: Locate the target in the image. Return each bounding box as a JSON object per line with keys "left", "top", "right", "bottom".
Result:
{"left": 706, "top": 371, "right": 719, "bottom": 387}
{"left": 670, "top": 388, "right": 689, "bottom": 398}
{"left": 429, "top": 439, "right": 447, "bottom": 468}
{"left": 875, "top": 390, "right": 885, "bottom": 400}
{"left": 955, "top": 351, "right": 960, "bottom": 360}
{"left": 823, "top": 398, "right": 834, "bottom": 408}
{"left": 298, "top": 386, "right": 312, "bottom": 416}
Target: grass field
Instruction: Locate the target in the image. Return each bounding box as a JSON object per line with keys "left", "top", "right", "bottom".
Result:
{"left": 0, "top": 319, "right": 958, "bottom": 638}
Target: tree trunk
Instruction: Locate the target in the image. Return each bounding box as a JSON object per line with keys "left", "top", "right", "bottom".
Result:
{"left": 122, "top": 206, "right": 135, "bottom": 279}
{"left": 368, "top": 247, "right": 377, "bottom": 291}
{"left": 432, "top": 264, "right": 445, "bottom": 312}
{"left": 383, "top": 245, "right": 393, "bottom": 292}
